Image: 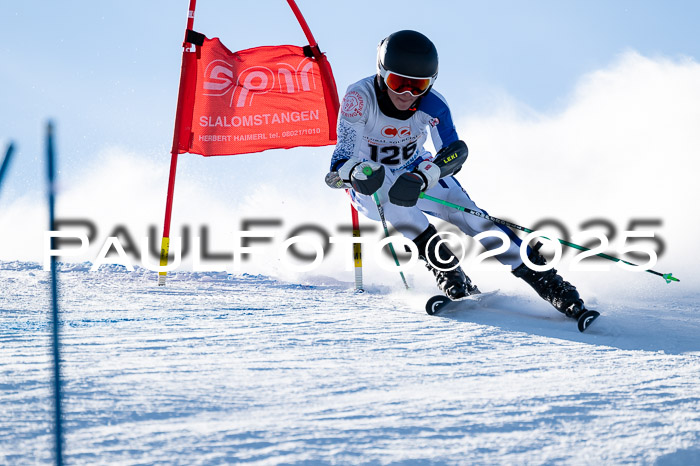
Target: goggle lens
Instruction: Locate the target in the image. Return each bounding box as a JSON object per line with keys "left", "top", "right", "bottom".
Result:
{"left": 384, "top": 72, "right": 432, "bottom": 96}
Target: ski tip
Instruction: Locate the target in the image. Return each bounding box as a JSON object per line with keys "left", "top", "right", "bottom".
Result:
{"left": 577, "top": 309, "right": 600, "bottom": 333}
{"left": 426, "top": 295, "right": 451, "bottom": 315}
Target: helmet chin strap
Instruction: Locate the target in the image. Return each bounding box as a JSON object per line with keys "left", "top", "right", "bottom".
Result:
{"left": 376, "top": 74, "right": 387, "bottom": 92}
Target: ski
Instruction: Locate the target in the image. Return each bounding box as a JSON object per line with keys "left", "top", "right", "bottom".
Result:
{"left": 427, "top": 292, "right": 601, "bottom": 333}
{"left": 425, "top": 294, "right": 451, "bottom": 315}
{"left": 577, "top": 309, "right": 600, "bottom": 333}
{"left": 425, "top": 290, "right": 499, "bottom": 316}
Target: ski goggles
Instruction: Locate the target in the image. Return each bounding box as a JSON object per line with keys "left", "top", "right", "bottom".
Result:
{"left": 382, "top": 70, "right": 436, "bottom": 97}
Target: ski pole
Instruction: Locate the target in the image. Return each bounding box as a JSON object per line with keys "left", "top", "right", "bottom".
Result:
{"left": 419, "top": 192, "right": 679, "bottom": 284}
{"left": 0, "top": 142, "right": 15, "bottom": 198}
{"left": 364, "top": 166, "right": 410, "bottom": 289}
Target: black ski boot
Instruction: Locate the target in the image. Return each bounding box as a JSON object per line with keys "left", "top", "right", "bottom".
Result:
{"left": 513, "top": 242, "right": 586, "bottom": 319}
{"left": 413, "top": 225, "right": 479, "bottom": 299}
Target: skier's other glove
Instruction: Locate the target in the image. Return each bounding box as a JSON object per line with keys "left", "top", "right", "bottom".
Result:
{"left": 389, "top": 161, "right": 440, "bottom": 207}
{"left": 337, "top": 159, "right": 385, "bottom": 195}
{"left": 389, "top": 173, "right": 423, "bottom": 207}
{"left": 433, "top": 140, "right": 468, "bottom": 178}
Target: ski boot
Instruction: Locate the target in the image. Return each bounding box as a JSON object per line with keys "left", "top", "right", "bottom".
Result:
{"left": 413, "top": 225, "right": 479, "bottom": 299}
{"left": 512, "top": 242, "right": 586, "bottom": 319}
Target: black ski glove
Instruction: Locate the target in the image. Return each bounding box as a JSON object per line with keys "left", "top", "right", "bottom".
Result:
{"left": 389, "top": 172, "right": 424, "bottom": 207}
{"left": 351, "top": 162, "right": 385, "bottom": 195}
{"left": 337, "top": 159, "right": 385, "bottom": 195}
{"left": 433, "top": 140, "right": 468, "bottom": 178}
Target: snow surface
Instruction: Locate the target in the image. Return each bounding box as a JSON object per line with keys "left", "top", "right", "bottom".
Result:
{"left": 2, "top": 261, "right": 699, "bottom": 464}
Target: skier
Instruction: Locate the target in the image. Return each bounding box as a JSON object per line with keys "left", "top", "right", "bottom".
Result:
{"left": 328, "top": 30, "right": 589, "bottom": 321}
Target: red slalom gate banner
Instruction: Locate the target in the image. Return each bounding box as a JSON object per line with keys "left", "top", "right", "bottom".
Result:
{"left": 179, "top": 38, "right": 337, "bottom": 156}
{"left": 159, "top": 0, "right": 363, "bottom": 289}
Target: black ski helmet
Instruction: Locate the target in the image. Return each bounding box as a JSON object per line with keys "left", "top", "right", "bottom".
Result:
{"left": 377, "top": 30, "right": 439, "bottom": 87}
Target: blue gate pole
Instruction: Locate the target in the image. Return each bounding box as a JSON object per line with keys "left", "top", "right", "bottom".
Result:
{"left": 0, "top": 142, "right": 15, "bottom": 198}
{"left": 46, "top": 121, "right": 64, "bottom": 466}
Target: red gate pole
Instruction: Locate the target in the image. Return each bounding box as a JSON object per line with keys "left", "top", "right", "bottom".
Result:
{"left": 158, "top": 0, "right": 198, "bottom": 286}
{"left": 350, "top": 203, "right": 363, "bottom": 291}
{"left": 286, "top": 0, "right": 339, "bottom": 119}
{"left": 287, "top": 0, "right": 364, "bottom": 291}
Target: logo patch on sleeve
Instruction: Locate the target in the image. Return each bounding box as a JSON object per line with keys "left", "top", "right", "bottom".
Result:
{"left": 341, "top": 91, "right": 364, "bottom": 118}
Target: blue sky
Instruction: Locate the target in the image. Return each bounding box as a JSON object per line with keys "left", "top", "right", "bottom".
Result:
{"left": 2, "top": 0, "right": 699, "bottom": 205}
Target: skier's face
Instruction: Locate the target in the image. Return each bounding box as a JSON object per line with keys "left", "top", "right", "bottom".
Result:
{"left": 387, "top": 88, "right": 419, "bottom": 111}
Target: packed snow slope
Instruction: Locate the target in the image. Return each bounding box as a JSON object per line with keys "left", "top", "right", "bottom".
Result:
{"left": 1, "top": 261, "right": 699, "bottom": 464}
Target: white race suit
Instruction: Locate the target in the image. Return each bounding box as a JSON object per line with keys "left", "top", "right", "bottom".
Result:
{"left": 329, "top": 76, "right": 525, "bottom": 269}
